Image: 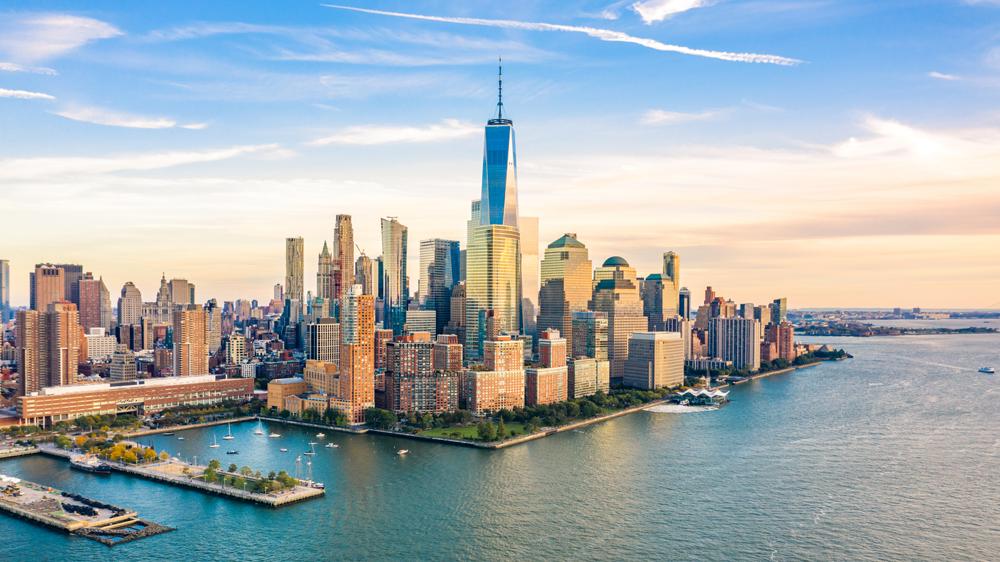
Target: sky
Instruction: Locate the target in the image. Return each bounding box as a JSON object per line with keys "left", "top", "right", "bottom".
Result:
{"left": 2, "top": 0, "right": 1000, "bottom": 309}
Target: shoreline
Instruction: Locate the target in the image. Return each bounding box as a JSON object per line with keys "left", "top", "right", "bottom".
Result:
{"left": 123, "top": 416, "right": 256, "bottom": 438}
{"left": 725, "top": 360, "right": 825, "bottom": 387}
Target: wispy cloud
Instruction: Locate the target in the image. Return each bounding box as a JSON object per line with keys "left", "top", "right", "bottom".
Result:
{"left": 323, "top": 5, "right": 801, "bottom": 66}
{"left": 641, "top": 108, "right": 724, "bottom": 124}
{"left": 0, "top": 14, "right": 122, "bottom": 63}
{"left": 0, "top": 61, "right": 57, "bottom": 75}
{"left": 0, "top": 144, "right": 284, "bottom": 180}
{"left": 308, "top": 119, "right": 479, "bottom": 146}
{"left": 0, "top": 88, "right": 55, "bottom": 100}
{"left": 632, "top": 0, "right": 713, "bottom": 24}
{"left": 53, "top": 105, "right": 206, "bottom": 129}
{"left": 928, "top": 71, "right": 960, "bottom": 81}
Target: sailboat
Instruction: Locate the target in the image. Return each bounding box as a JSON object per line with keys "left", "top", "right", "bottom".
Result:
{"left": 254, "top": 420, "right": 265, "bottom": 435}
{"left": 223, "top": 422, "right": 235, "bottom": 440}
{"left": 304, "top": 442, "right": 317, "bottom": 456}
{"left": 209, "top": 434, "right": 220, "bottom": 448}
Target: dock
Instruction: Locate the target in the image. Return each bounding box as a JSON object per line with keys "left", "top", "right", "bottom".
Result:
{"left": 38, "top": 445, "right": 324, "bottom": 507}
{"left": 0, "top": 445, "right": 39, "bottom": 459}
{"left": 0, "top": 474, "right": 172, "bottom": 545}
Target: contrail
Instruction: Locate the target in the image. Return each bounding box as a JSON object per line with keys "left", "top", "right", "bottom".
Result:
{"left": 322, "top": 4, "right": 801, "bottom": 66}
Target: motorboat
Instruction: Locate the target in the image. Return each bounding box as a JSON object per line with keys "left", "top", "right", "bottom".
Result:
{"left": 70, "top": 455, "right": 112, "bottom": 475}
{"left": 268, "top": 432, "right": 281, "bottom": 438}
{"left": 316, "top": 432, "right": 326, "bottom": 438}
{"left": 325, "top": 443, "right": 338, "bottom": 448}
{"left": 162, "top": 432, "right": 174, "bottom": 436}
{"left": 226, "top": 450, "right": 239, "bottom": 455}
{"left": 396, "top": 449, "right": 410, "bottom": 456}
{"left": 279, "top": 448, "right": 288, "bottom": 453}
{"left": 223, "top": 423, "right": 235, "bottom": 440}
{"left": 177, "top": 436, "right": 185, "bottom": 440}
{"left": 209, "top": 434, "right": 220, "bottom": 449}
{"left": 979, "top": 367, "right": 995, "bottom": 374}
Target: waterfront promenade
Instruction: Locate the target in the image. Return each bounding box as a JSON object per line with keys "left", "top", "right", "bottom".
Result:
{"left": 37, "top": 444, "right": 324, "bottom": 507}
{"left": 123, "top": 416, "right": 256, "bottom": 438}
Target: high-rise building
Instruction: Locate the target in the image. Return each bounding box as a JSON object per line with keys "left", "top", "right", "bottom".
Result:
{"left": 433, "top": 334, "right": 463, "bottom": 372}
{"left": 52, "top": 264, "right": 84, "bottom": 307}
{"left": 590, "top": 257, "right": 647, "bottom": 384}
{"left": 339, "top": 284, "right": 375, "bottom": 423}
{"left": 679, "top": 287, "right": 691, "bottom": 319}
{"left": 109, "top": 345, "right": 137, "bottom": 382}
{"left": 227, "top": 334, "right": 248, "bottom": 365}
{"left": 384, "top": 335, "right": 458, "bottom": 413}
{"left": 380, "top": 217, "right": 408, "bottom": 334}
{"left": 117, "top": 282, "right": 143, "bottom": 328}
{"left": 519, "top": 216, "right": 539, "bottom": 336}
{"left": 662, "top": 251, "right": 681, "bottom": 316}
{"left": 753, "top": 305, "right": 772, "bottom": 330}
{"left": 571, "top": 311, "right": 608, "bottom": 361}
{"left": 466, "top": 225, "right": 521, "bottom": 359}
{"left": 333, "top": 215, "right": 355, "bottom": 306}
{"left": 463, "top": 200, "right": 482, "bottom": 282}
{"left": 708, "top": 317, "right": 762, "bottom": 372}
{"left": 169, "top": 278, "right": 195, "bottom": 306}
{"left": 285, "top": 237, "right": 305, "bottom": 308}
{"left": 355, "top": 254, "right": 376, "bottom": 296}
{"left": 307, "top": 318, "right": 340, "bottom": 364}
{"left": 173, "top": 305, "right": 208, "bottom": 376}
{"left": 480, "top": 64, "right": 519, "bottom": 228}
{"left": 204, "top": 299, "right": 222, "bottom": 354}
{"left": 78, "top": 273, "right": 111, "bottom": 331}
{"left": 317, "top": 241, "right": 333, "bottom": 301}
{"left": 404, "top": 309, "right": 436, "bottom": 336}
{"left": 770, "top": 297, "right": 788, "bottom": 325}
{"left": 0, "top": 259, "right": 10, "bottom": 323}
{"left": 30, "top": 264, "right": 64, "bottom": 312}
{"left": 538, "top": 234, "right": 592, "bottom": 355}
{"left": 704, "top": 286, "right": 716, "bottom": 305}
{"left": 526, "top": 329, "right": 568, "bottom": 406}
{"left": 623, "top": 332, "right": 684, "bottom": 390}
{"left": 463, "top": 335, "right": 525, "bottom": 415}
{"left": 765, "top": 322, "right": 796, "bottom": 363}
{"left": 641, "top": 274, "right": 673, "bottom": 331}
{"left": 567, "top": 357, "right": 610, "bottom": 399}
{"left": 419, "top": 239, "right": 460, "bottom": 333}
{"left": 16, "top": 302, "right": 83, "bottom": 394}
{"left": 84, "top": 327, "right": 117, "bottom": 361}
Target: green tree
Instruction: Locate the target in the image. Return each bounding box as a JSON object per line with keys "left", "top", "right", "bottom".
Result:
{"left": 208, "top": 459, "right": 221, "bottom": 470}
{"left": 477, "top": 421, "right": 497, "bottom": 441}
{"left": 122, "top": 450, "right": 138, "bottom": 464}
{"left": 496, "top": 418, "right": 508, "bottom": 440}
{"left": 228, "top": 463, "right": 238, "bottom": 473}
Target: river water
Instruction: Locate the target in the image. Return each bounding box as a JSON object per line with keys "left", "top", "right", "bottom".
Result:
{"left": 1, "top": 334, "right": 997, "bottom": 561}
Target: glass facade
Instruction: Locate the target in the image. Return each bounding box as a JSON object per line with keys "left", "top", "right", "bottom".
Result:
{"left": 480, "top": 122, "right": 519, "bottom": 227}
{"left": 465, "top": 224, "right": 521, "bottom": 359}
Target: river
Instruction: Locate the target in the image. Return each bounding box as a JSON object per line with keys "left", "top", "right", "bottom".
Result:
{"left": 1, "top": 334, "right": 997, "bottom": 561}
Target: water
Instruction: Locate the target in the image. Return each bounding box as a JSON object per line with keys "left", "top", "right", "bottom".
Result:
{"left": 2, "top": 334, "right": 998, "bottom": 561}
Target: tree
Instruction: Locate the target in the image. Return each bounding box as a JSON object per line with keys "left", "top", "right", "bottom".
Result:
{"left": 74, "top": 435, "right": 87, "bottom": 448}
{"left": 159, "top": 451, "right": 170, "bottom": 461}
{"left": 496, "top": 418, "right": 508, "bottom": 440}
{"left": 364, "top": 408, "right": 397, "bottom": 430}
{"left": 477, "top": 421, "right": 497, "bottom": 441}
{"left": 228, "top": 463, "right": 238, "bottom": 473}
{"left": 208, "top": 459, "right": 221, "bottom": 470}
{"left": 123, "top": 450, "right": 138, "bottom": 464}
{"left": 143, "top": 448, "right": 158, "bottom": 463}
{"left": 241, "top": 466, "right": 254, "bottom": 477}
{"left": 55, "top": 435, "right": 72, "bottom": 449}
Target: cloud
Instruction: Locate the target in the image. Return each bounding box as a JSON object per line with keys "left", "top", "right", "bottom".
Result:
{"left": 0, "top": 144, "right": 282, "bottom": 180}
{"left": 641, "top": 108, "right": 724, "bottom": 124}
{"left": 0, "top": 88, "right": 55, "bottom": 100}
{"left": 928, "top": 71, "right": 960, "bottom": 81}
{"left": 0, "top": 61, "right": 57, "bottom": 75}
{"left": 308, "top": 119, "right": 479, "bottom": 146}
{"left": 53, "top": 105, "right": 206, "bottom": 129}
{"left": 0, "top": 14, "right": 122, "bottom": 63}
{"left": 632, "top": 0, "right": 712, "bottom": 24}
{"left": 323, "top": 5, "right": 801, "bottom": 66}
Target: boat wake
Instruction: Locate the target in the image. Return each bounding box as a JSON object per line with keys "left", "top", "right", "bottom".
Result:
{"left": 644, "top": 404, "right": 719, "bottom": 414}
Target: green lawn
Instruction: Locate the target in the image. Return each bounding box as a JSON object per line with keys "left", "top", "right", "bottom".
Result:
{"left": 417, "top": 422, "right": 530, "bottom": 441}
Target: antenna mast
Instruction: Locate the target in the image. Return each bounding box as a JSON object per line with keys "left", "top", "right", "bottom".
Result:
{"left": 497, "top": 57, "right": 503, "bottom": 119}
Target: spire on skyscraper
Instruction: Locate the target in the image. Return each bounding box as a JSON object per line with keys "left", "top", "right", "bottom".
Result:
{"left": 497, "top": 57, "right": 503, "bottom": 120}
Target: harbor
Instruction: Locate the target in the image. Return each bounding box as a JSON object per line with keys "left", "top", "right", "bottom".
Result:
{"left": 0, "top": 474, "right": 172, "bottom": 545}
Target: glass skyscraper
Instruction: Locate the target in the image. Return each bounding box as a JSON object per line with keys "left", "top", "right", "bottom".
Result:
{"left": 381, "top": 217, "right": 408, "bottom": 335}
{"left": 480, "top": 65, "right": 518, "bottom": 227}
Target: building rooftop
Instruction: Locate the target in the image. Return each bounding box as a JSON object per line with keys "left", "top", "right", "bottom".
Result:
{"left": 547, "top": 234, "right": 584, "bottom": 249}
{"left": 602, "top": 256, "right": 629, "bottom": 267}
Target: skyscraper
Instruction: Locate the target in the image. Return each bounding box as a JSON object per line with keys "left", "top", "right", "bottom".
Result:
{"left": 380, "top": 217, "right": 408, "bottom": 334}
{"left": 591, "top": 257, "right": 647, "bottom": 384}
{"left": 117, "top": 282, "right": 143, "bottom": 328}
{"left": 708, "top": 317, "right": 762, "bottom": 371}
{"left": 168, "top": 278, "right": 195, "bottom": 306}
{"left": 623, "top": 331, "right": 685, "bottom": 390}
{"left": 285, "top": 237, "right": 305, "bottom": 308}
{"left": 355, "top": 253, "right": 376, "bottom": 296}
{"left": 419, "top": 239, "right": 460, "bottom": 333}
{"left": 204, "top": 299, "right": 222, "bottom": 354}
{"left": 538, "top": 234, "right": 592, "bottom": 354}
{"left": 662, "top": 251, "right": 680, "bottom": 317}
{"left": 173, "top": 304, "right": 208, "bottom": 376}
{"left": 0, "top": 259, "right": 9, "bottom": 323}
{"left": 333, "top": 214, "right": 355, "bottom": 305}
{"left": 770, "top": 297, "right": 788, "bottom": 325}
{"left": 307, "top": 318, "right": 340, "bottom": 364}
{"left": 109, "top": 345, "right": 137, "bottom": 382}
{"left": 519, "top": 216, "right": 539, "bottom": 336}
{"left": 340, "top": 284, "right": 375, "bottom": 423}
{"left": 78, "top": 273, "right": 111, "bottom": 332}
{"left": 53, "top": 264, "right": 84, "bottom": 307}
{"left": 30, "top": 264, "right": 64, "bottom": 311}
{"left": 480, "top": 63, "right": 519, "bottom": 228}
{"left": 16, "top": 302, "right": 83, "bottom": 393}
{"left": 317, "top": 241, "right": 333, "bottom": 301}
{"left": 466, "top": 224, "right": 521, "bottom": 359}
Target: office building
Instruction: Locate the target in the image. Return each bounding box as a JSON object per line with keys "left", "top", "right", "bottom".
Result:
{"left": 307, "top": 318, "right": 340, "bottom": 364}
{"left": 84, "top": 327, "right": 117, "bottom": 361}
{"left": 662, "top": 251, "right": 680, "bottom": 317}
{"left": 173, "top": 305, "right": 208, "bottom": 376}
{"left": 302, "top": 360, "right": 338, "bottom": 396}
{"left": 571, "top": 311, "right": 609, "bottom": 361}
{"left": 30, "top": 264, "right": 64, "bottom": 311}
{"left": 381, "top": 217, "right": 408, "bottom": 334}
{"left": 418, "top": 238, "right": 460, "bottom": 333}
{"left": 623, "top": 332, "right": 685, "bottom": 390}
{"left": 770, "top": 297, "right": 788, "bottom": 325}
{"left": 77, "top": 274, "right": 111, "bottom": 332}
{"left": 404, "top": 309, "right": 436, "bottom": 336}
{"left": 0, "top": 259, "right": 9, "bottom": 323}
{"left": 267, "top": 377, "right": 307, "bottom": 411}
{"left": 168, "top": 278, "right": 195, "bottom": 306}
{"left": 679, "top": 287, "right": 691, "bottom": 319}
{"left": 317, "top": 241, "right": 333, "bottom": 301}
{"left": 117, "top": 282, "right": 143, "bottom": 328}
{"left": 109, "top": 345, "right": 137, "bottom": 381}
{"left": 537, "top": 234, "right": 592, "bottom": 354}
{"left": 568, "top": 357, "right": 611, "bottom": 399}
{"left": 465, "top": 224, "right": 521, "bottom": 359}
{"left": 708, "top": 317, "right": 762, "bottom": 371}
{"left": 590, "top": 257, "right": 647, "bottom": 384}
{"left": 520, "top": 216, "right": 539, "bottom": 335}
{"left": 285, "top": 237, "right": 305, "bottom": 308}
{"left": 333, "top": 214, "right": 355, "bottom": 305}
{"left": 205, "top": 299, "right": 222, "bottom": 354}
{"left": 355, "top": 253, "right": 376, "bottom": 296}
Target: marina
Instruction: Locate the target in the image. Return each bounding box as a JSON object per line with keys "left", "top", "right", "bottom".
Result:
{"left": 0, "top": 474, "right": 172, "bottom": 546}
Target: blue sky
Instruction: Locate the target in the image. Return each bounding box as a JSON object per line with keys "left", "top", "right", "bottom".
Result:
{"left": 3, "top": 1, "right": 1000, "bottom": 308}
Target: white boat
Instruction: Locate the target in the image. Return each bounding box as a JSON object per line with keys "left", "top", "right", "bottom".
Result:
{"left": 396, "top": 449, "right": 409, "bottom": 456}
{"left": 223, "top": 423, "right": 235, "bottom": 440}
{"left": 268, "top": 432, "right": 281, "bottom": 438}
{"left": 325, "top": 443, "right": 338, "bottom": 448}
{"left": 209, "top": 434, "right": 220, "bottom": 449}
{"left": 177, "top": 436, "right": 185, "bottom": 440}
{"left": 279, "top": 448, "right": 288, "bottom": 453}
{"left": 304, "top": 443, "right": 317, "bottom": 456}
{"left": 316, "top": 432, "right": 326, "bottom": 438}
{"left": 979, "top": 367, "right": 995, "bottom": 374}
{"left": 254, "top": 421, "right": 265, "bottom": 435}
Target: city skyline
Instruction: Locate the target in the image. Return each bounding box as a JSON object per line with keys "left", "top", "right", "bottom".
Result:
{"left": 3, "top": 2, "right": 1000, "bottom": 308}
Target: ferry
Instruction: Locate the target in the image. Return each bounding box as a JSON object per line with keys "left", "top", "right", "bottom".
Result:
{"left": 70, "top": 455, "right": 112, "bottom": 475}
{"left": 980, "top": 367, "right": 995, "bottom": 374}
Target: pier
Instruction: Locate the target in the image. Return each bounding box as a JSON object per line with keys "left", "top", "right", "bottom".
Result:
{"left": 0, "top": 474, "right": 172, "bottom": 545}
{"left": 0, "top": 445, "right": 39, "bottom": 459}
{"left": 38, "top": 444, "right": 324, "bottom": 507}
